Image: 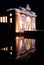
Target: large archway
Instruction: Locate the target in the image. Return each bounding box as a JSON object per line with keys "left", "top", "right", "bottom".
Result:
{"left": 25, "top": 16, "right": 31, "bottom": 31}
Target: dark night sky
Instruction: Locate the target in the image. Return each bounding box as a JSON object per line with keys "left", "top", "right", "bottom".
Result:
{"left": 0, "top": 0, "right": 44, "bottom": 30}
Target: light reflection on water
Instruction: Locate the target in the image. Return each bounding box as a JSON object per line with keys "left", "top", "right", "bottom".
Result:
{"left": 0, "top": 36, "right": 36, "bottom": 58}
{"left": 16, "top": 36, "right": 36, "bottom": 57}
{"left": 0, "top": 47, "right": 8, "bottom": 52}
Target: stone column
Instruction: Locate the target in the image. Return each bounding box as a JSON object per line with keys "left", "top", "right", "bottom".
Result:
{"left": 31, "top": 17, "right": 36, "bottom": 31}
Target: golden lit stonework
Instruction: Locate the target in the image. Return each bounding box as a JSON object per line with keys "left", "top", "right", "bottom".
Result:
{"left": 15, "top": 4, "right": 37, "bottom": 32}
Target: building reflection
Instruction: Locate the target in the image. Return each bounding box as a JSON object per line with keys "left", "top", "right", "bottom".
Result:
{"left": 16, "top": 37, "right": 25, "bottom": 56}
{"left": 25, "top": 39, "right": 31, "bottom": 51}
{"left": 16, "top": 36, "right": 36, "bottom": 57}
{"left": 10, "top": 46, "right": 12, "bottom": 51}
{"left": 0, "top": 36, "right": 36, "bottom": 59}
{"left": 0, "top": 47, "right": 8, "bottom": 52}
{"left": 10, "top": 52, "right": 12, "bottom": 55}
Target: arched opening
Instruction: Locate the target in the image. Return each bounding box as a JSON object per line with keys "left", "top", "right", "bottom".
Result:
{"left": 25, "top": 16, "right": 31, "bottom": 31}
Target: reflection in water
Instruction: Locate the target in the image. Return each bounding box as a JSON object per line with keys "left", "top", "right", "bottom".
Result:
{"left": 16, "top": 36, "right": 36, "bottom": 57}
{"left": 5, "top": 47, "right": 8, "bottom": 51}
{"left": 10, "top": 46, "right": 12, "bottom": 51}
{"left": 25, "top": 39, "right": 31, "bottom": 50}
{"left": 10, "top": 52, "right": 12, "bottom": 55}
{"left": 0, "top": 36, "right": 36, "bottom": 59}
{"left": 3, "top": 48, "right": 5, "bottom": 51}
{"left": 16, "top": 37, "right": 25, "bottom": 56}
{"left": 1, "top": 47, "right": 8, "bottom": 52}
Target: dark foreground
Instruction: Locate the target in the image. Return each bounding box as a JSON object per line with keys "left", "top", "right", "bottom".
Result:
{"left": 0, "top": 49, "right": 44, "bottom": 65}
{"left": 0, "top": 37, "right": 44, "bottom": 65}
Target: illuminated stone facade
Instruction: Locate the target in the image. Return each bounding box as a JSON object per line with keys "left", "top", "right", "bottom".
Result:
{"left": 15, "top": 4, "right": 37, "bottom": 32}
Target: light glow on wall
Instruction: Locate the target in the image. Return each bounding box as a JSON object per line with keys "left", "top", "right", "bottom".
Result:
{"left": 26, "top": 16, "right": 31, "bottom": 31}
{"left": 10, "top": 18, "right": 12, "bottom": 23}
{"left": 6, "top": 16, "right": 7, "bottom": 23}
{"left": 10, "top": 13, "right": 12, "bottom": 16}
{"left": 3, "top": 17, "right": 5, "bottom": 23}
{"left": 20, "top": 17, "right": 22, "bottom": 30}
{"left": 0, "top": 16, "right": 7, "bottom": 23}
{"left": 15, "top": 13, "right": 20, "bottom": 32}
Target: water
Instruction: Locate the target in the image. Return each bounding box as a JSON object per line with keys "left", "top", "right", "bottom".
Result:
{"left": 0, "top": 36, "right": 36, "bottom": 59}
{"left": 0, "top": 32, "right": 44, "bottom": 65}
